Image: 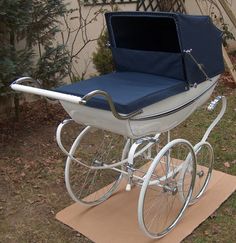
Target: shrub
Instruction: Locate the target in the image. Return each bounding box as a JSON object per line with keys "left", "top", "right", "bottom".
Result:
{"left": 92, "top": 31, "right": 114, "bottom": 75}
{"left": 0, "top": 0, "right": 70, "bottom": 119}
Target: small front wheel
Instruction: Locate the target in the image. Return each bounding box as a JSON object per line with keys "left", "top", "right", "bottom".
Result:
{"left": 189, "top": 142, "right": 213, "bottom": 204}
{"left": 138, "top": 139, "right": 196, "bottom": 239}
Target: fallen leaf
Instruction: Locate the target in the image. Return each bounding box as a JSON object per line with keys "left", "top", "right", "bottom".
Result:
{"left": 27, "top": 199, "right": 34, "bottom": 204}
{"left": 33, "top": 185, "right": 40, "bottom": 189}
{"left": 212, "top": 226, "right": 219, "bottom": 235}
{"left": 20, "top": 172, "right": 26, "bottom": 177}
{"left": 224, "top": 207, "right": 232, "bottom": 215}
{"left": 210, "top": 211, "right": 217, "bottom": 219}
{"left": 224, "top": 162, "right": 231, "bottom": 168}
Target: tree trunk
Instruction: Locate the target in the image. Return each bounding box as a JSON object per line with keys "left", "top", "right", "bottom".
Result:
{"left": 10, "top": 30, "right": 20, "bottom": 121}
{"left": 14, "top": 93, "right": 20, "bottom": 121}
{"left": 218, "top": 0, "right": 236, "bottom": 28}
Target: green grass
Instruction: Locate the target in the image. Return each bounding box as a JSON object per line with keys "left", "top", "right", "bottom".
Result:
{"left": 181, "top": 83, "right": 236, "bottom": 242}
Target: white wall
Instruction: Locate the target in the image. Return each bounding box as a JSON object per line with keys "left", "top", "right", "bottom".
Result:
{"left": 58, "top": 1, "right": 136, "bottom": 81}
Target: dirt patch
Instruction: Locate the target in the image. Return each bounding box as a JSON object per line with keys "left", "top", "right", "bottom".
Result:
{"left": 0, "top": 99, "right": 90, "bottom": 242}
{"left": 221, "top": 72, "right": 236, "bottom": 89}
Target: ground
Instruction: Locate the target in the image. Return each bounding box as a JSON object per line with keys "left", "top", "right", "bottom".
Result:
{"left": 0, "top": 75, "right": 235, "bottom": 243}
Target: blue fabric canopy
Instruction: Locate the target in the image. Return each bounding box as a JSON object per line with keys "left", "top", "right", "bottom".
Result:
{"left": 105, "top": 11, "right": 224, "bottom": 85}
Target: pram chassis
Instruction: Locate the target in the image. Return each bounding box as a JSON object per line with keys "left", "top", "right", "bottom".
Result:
{"left": 11, "top": 76, "right": 226, "bottom": 238}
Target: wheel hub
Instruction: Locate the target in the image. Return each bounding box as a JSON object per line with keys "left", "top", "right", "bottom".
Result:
{"left": 197, "top": 170, "right": 204, "bottom": 178}
{"left": 93, "top": 160, "right": 103, "bottom": 166}
{"left": 163, "top": 182, "right": 178, "bottom": 195}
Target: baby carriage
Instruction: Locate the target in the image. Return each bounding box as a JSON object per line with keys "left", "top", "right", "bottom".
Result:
{"left": 11, "top": 12, "right": 227, "bottom": 239}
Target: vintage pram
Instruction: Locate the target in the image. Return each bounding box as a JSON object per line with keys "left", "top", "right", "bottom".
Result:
{"left": 11, "top": 12, "right": 227, "bottom": 239}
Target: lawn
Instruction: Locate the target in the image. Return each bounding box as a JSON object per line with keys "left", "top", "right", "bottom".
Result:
{"left": 0, "top": 76, "right": 235, "bottom": 242}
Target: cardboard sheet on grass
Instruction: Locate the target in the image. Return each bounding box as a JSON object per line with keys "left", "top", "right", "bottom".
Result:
{"left": 56, "top": 169, "right": 236, "bottom": 243}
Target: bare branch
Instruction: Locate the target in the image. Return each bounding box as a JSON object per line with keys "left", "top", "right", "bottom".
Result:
{"left": 57, "top": 0, "right": 109, "bottom": 80}
{"left": 71, "top": 37, "right": 100, "bottom": 59}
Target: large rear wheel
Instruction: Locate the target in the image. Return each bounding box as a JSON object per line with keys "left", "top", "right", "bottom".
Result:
{"left": 138, "top": 139, "right": 196, "bottom": 238}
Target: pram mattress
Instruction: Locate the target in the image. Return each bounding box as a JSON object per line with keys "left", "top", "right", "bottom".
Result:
{"left": 55, "top": 72, "right": 188, "bottom": 114}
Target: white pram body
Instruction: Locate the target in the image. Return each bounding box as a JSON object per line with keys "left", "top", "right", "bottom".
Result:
{"left": 60, "top": 76, "right": 219, "bottom": 138}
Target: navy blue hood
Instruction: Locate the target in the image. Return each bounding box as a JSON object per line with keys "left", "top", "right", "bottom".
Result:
{"left": 105, "top": 11, "right": 224, "bottom": 85}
